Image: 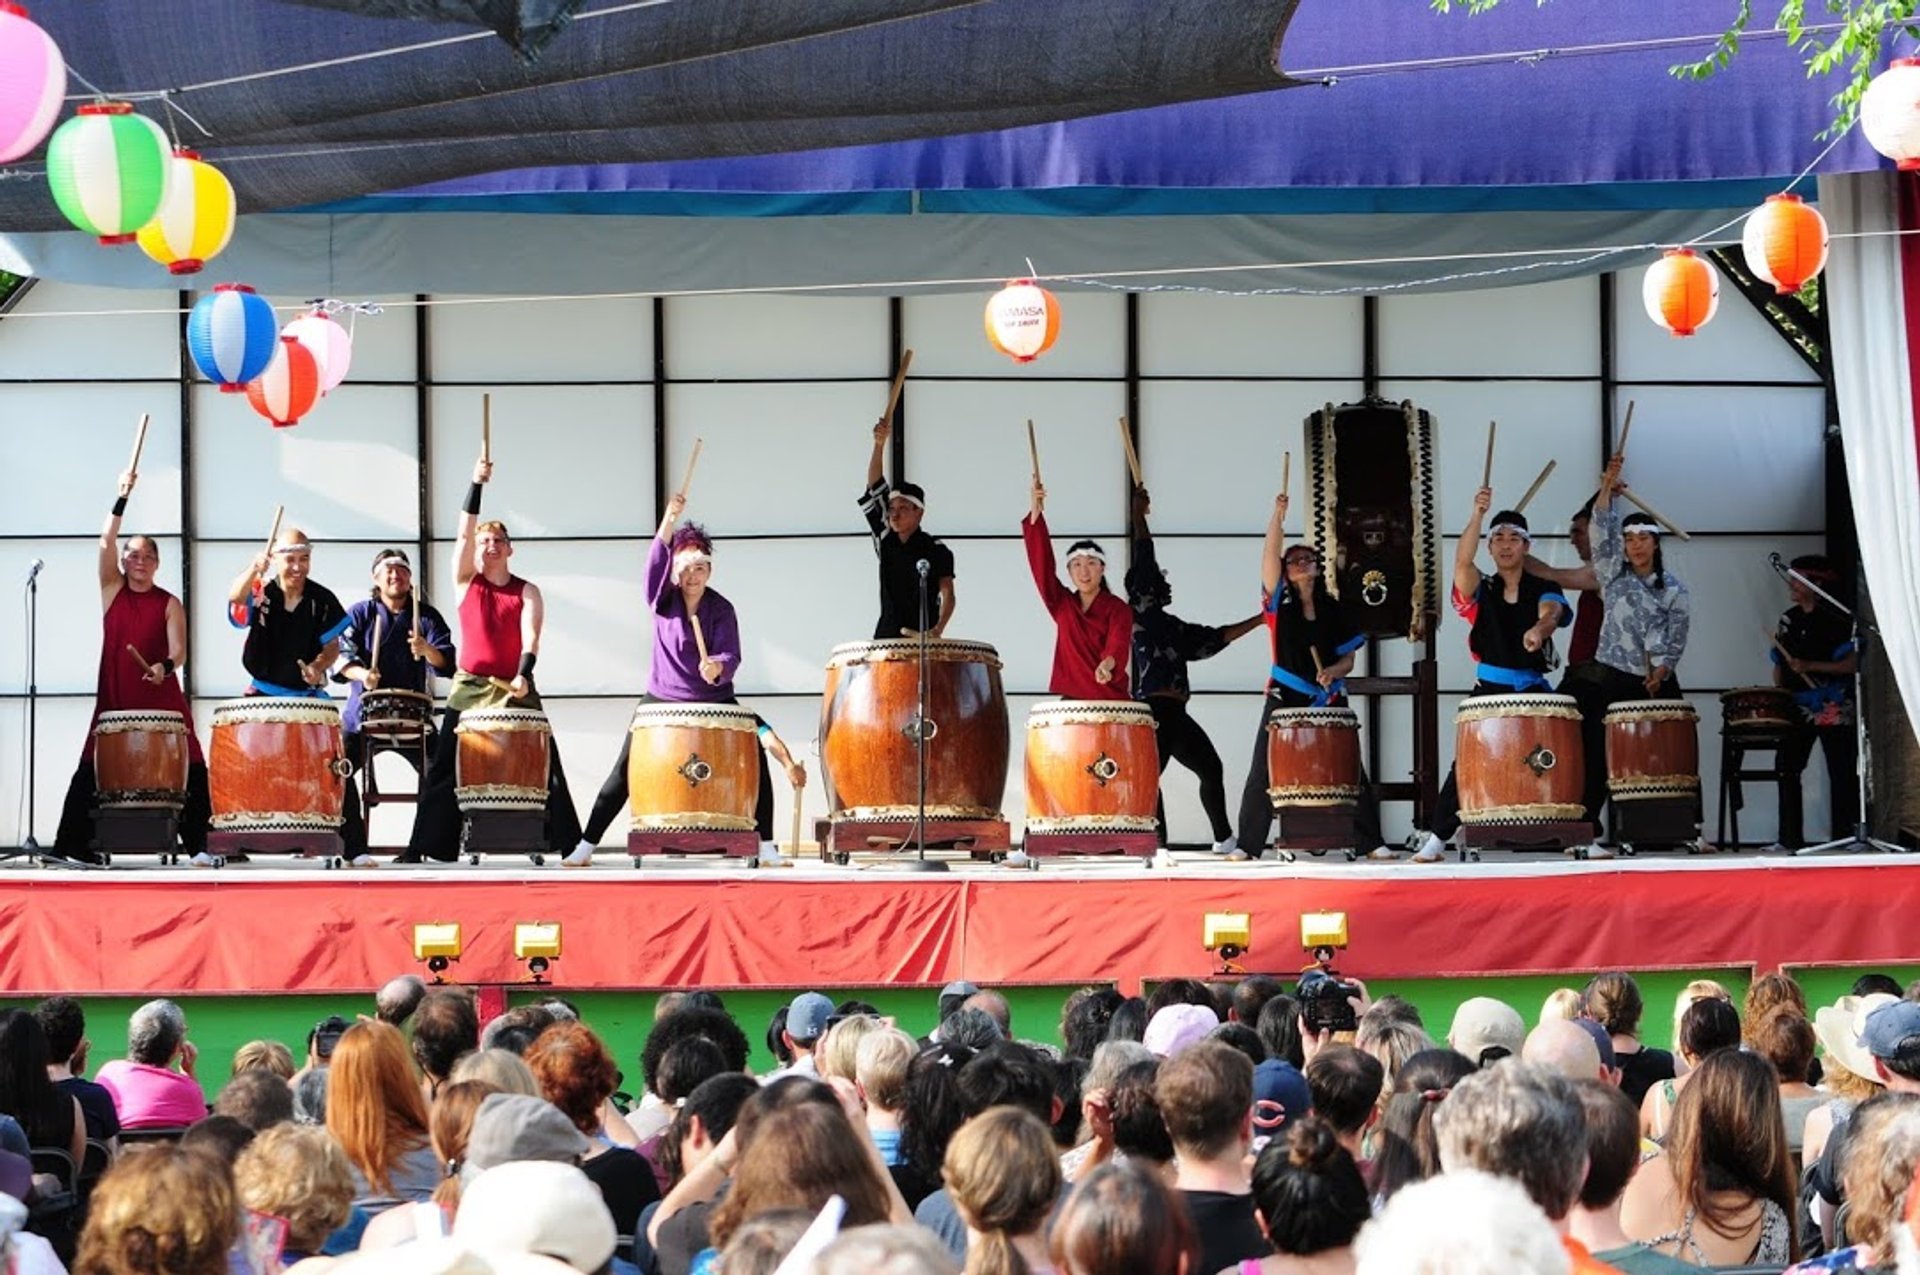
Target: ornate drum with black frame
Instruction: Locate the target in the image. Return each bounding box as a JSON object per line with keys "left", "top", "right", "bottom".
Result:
{"left": 1604, "top": 701, "right": 1701, "bottom": 803}
{"left": 1266, "top": 707, "right": 1364, "bottom": 809}
{"left": 1307, "top": 398, "right": 1441, "bottom": 643}
{"left": 209, "top": 698, "right": 348, "bottom": 834}
{"left": 1455, "top": 694, "right": 1585, "bottom": 825}
{"left": 1720, "top": 686, "right": 1797, "bottom": 733}
{"left": 455, "top": 707, "right": 551, "bottom": 814}
{"left": 626, "top": 702, "right": 761, "bottom": 833}
{"left": 357, "top": 688, "right": 435, "bottom": 744}
{"left": 1024, "top": 701, "right": 1158, "bottom": 835}
{"left": 820, "top": 638, "right": 1009, "bottom": 824}
{"left": 93, "top": 710, "right": 190, "bottom": 811}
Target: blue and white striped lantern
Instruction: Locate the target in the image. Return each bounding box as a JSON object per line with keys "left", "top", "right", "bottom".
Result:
{"left": 186, "top": 283, "right": 278, "bottom": 393}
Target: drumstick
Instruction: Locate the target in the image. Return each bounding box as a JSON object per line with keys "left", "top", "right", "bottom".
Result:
{"left": 263, "top": 505, "right": 284, "bottom": 559}
{"left": 1761, "top": 625, "right": 1795, "bottom": 662}
{"left": 481, "top": 393, "right": 491, "bottom": 463}
{"left": 1281, "top": 450, "right": 1291, "bottom": 500}
{"left": 882, "top": 349, "right": 914, "bottom": 420}
{"left": 1482, "top": 421, "right": 1497, "bottom": 489}
{"left": 127, "top": 412, "right": 150, "bottom": 475}
{"left": 678, "top": 437, "right": 703, "bottom": 500}
{"left": 1118, "top": 415, "right": 1143, "bottom": 487}
{"left": 125, "top": 644, "right": 149, "bottom": 672}
{"left": 1514, "top": 460, "right": 1557, "bottom": 514}
{"left": 691, "top": 614, "right": 711, "bottom": 664}
{"left": 371, "top": 610, "right": 385, "bottom": 672}
{"left": 1026, "top": 419, "right": 1042, "bottom": 484}
{"left": 1309, "top": 646, "right": 1325, "bottom": 681}
{"left": 1616, "top": 399, "right": 1637, "bottom": 456}
{"left": 1619, "top": 487, "right": 1690, "bottom": 540}
{"left": 790, "top": 789, "right": 803, "bottom": 861}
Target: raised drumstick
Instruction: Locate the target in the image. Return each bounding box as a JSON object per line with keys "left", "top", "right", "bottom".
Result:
{"left": 1616, "top": 399, "right": 1637, "bottom": 455}
{"left": 1482, "top": 421, "right": 1498, "bottom": 489}
{"left": 1026, "top": 419, "right": 1042, "bottom": 484}
{"left": 263, "top": 505, "right": 285, "bottom": 560}
{"left": 1619, "top": 487, "right": 1690, "bottom": 540}
{"left": 1118, "top": 416, "right": 1143, "bottom": 487}
{"left": 1761, "top": 625, "right": 1794, "bottom": 662}
{"left": 1515, "top": 460, "right": 1557, "bottom": 514}
{"left": 371, "top": 610, "right": 385, "bottom": 671}
{"left": 128, "top": 412, "right": 150, "bottom": 475}
{"left": 883, "top": 349, "right": 914, "bottom": 420}
{"left": 481, "top": 393, "right": 492, "bottom": 463}
{"left": 1282, "top": 450, "right": 1291, "bottom": 500}
{"left": 679, "top": 438, "right": 704, "bottom": 499}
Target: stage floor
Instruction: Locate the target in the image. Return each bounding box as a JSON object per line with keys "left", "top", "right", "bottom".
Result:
{"left": 3, "top": 845, "right": 1915, "bottom": 998}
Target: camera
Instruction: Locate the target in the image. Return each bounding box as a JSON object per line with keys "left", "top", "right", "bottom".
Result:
{"left": 310, "top": 1014, "right": 349, "bottom": 1062}
{"left": 1297, "top": 968, "right": 1362, "bottom": 1035}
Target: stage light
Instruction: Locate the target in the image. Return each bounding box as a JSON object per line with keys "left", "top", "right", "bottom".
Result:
{"left": 514, "top": 921, "right": 561, "bottom": 983}
{"left": 1203, "top": 911, "right": 1252, "bottom": 974}
{"left": 413, "top": 922, "right": 462, "bottom": 983}
{"left": 1300, "top": 910, "right": 1349, "bottom": 964}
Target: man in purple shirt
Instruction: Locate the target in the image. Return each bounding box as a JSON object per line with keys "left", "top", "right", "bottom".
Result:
{"left": 94, "top": 1000, "right": 207, "bottom": 1130}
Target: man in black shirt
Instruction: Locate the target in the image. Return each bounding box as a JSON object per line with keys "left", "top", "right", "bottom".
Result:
{"left": 225, "top": 529, "right": 349, "bottom": 696}
{"left": 1771, "top": 554, "right": 1860, "bottom": 849}
{"left": 859, "top": 416, "right": 956, "bottom": 639}
{"left": 1156, "top": 1041, "right": 1268, "bottom": 1275}
{"left": 34, "top": 996, "right": 119, "bottom": 1144}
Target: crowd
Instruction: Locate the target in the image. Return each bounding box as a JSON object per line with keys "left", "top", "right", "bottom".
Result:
{"left": 0, "top": 968, "right": 1918, "bottom": 1275}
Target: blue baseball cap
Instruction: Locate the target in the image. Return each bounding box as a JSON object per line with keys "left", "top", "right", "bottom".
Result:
{"left": 1252, "top": 1058, "right": 1312, "bottom": 1134}
{"left": 786, "top": 992, "right": 835, "bottom": 1044}
{"left": 1862, "top": 1000, "right": 1920, "bottom": 1061}
{"left": 1571, "top": 1017, "right": 1617, "bottom": 1071}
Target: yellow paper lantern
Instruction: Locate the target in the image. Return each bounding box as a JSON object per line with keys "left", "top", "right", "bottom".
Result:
{"left": 136, "top": 149, "right": 235, "bottom": 275}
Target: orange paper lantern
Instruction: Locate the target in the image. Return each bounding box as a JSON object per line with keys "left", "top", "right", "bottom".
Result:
{"left": 246, "top": 336, "right": 322, "bottom": 428}
{"left": 1641, "top": 249, "right": 1719, "bottom": 338}
{"left": 985, "top": 278, "right": 1061, "bottom": 363}
{"left": 1740, "top": 194, "right": 1828, "bottom": 295}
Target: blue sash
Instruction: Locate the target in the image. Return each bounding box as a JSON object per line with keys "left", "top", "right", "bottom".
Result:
{"left": 1271, "top": 664, "right": 1344, "bottom": 707}
{"left": 247, "top": 679, "right": 332, "bottom": 699}
{"left": 1474, "top": 662, "right": 1551, "bottom": 692}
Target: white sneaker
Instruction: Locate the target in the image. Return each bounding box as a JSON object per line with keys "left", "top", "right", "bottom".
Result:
{"left": 1152, "top": 848, "right": 1178, "bottom": 870}
{"left": 757, "top": 842, "right": 788, "bottom": 867}
{"left": 1004, "top": 848, "right": 1032, "bottom": 869}
{"left": 1582, "top": 844, "right": 1618, "bottom": 861}
{"left": 561, "top": 843, "right": 594, "bottom": 868}
{"left": 190, "top": 851, "right": 221, "bottom": 868}
{"left": 1211, "top": 835, "right": 1239, "bottom": 857}
{"left": 348, "top": 854, "right": 378, "bottom": 869}
{"left": 1366, "top": 845, "right": 1400, "bottom": 862}
{"left": 1409, "top": 833, "right": 1447, "bottom": 864}
{"left": 1224, "top": 846, "right": 1250, "bottom": 862}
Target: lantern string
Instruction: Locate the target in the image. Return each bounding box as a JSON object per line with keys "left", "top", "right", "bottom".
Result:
{"left": 1674, "top": 120, "right": 1863, "bottom": 253}
{"left": 157, "top": 95, "right": 216, "bottom": 142}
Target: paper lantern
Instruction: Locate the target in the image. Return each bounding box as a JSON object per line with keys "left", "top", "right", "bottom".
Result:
{"left": 246, "top": 336, "right": 322, "bottom": 428}
{"left": 0, "top": 3, "right": 64, "bottom": 164}
{"left": 135, "top": 150, "right": 235, "bottom": 275}
{"left": 44, "top": 102, "right": 172, "bottom": 244}
{"left": 985, "top": 278, "right": 1062, "bottom": 363}
{"left": 1861, "top": 57, "right": 1920, "bottom": 170}
{"left": 1641, "top": 249, "right": 1719, "bottom": 337}
{"left": 282, "top": 310, "right": 353, "bottom": 394}
{"left": 1741, "top": 194, "right": 1828, "bottom": 295}
{"left": 187, "top": 283, "right": 278, "bottom": 392}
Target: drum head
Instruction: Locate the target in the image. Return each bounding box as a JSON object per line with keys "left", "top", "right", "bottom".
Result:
{"left": 457, "top": 707, "right": 550, "bottom": 731}
{"left": 1027, "top": 700, "right": 1153, "bottom": 728}
{"left": 629, "top": 701, "right": 759, "bottom": 730}
{"left": 827, "top": 638, "right": 1002, "bottom": 669}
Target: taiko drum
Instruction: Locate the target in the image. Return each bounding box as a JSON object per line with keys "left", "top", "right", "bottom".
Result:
{"left": 1720, "top": 686, "right": 1797, "bottom": 733}
{"left": 1266, "top": 707, "right": 1363, "bottom": 808}
{"left": 626, "top": 702, "right": 761, "bottom": 832}
{"left": 93, "top": 710, "right": 190, "bottom": 810}
{"left": 1024, "top": 700, "right": 1158, "bottom": 833}
{"left": 208, "top": 698, "right": 347, "bottom": 833}
{"left": 1454, "top": 694, "right": 1585, "bottom": 825}
{"left": 358, "top": 688, "right": 434, "bottom": 744}
{"left": 455, "top": 707, "right": 551, "bottom": 813}
{"left": 1604, "top": 701, "right": 1701, "bottom": 802}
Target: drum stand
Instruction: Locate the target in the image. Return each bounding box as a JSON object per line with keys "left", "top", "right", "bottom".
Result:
{"left": 1786, "top": 579, "right": 1904, "bottom": 856}
{"left": 896, "top": 563, "right": 949, "bottom": 872}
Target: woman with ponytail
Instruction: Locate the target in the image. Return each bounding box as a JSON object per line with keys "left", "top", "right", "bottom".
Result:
{"left": 1243, "top": 1115, "right": 1371, "bottom": 1275}
{"left": 1367, "top": 1048, "right": 1478, "bottom": 1205}
{"left": 944, "top": 1106, "right": 1063, "bottom": 1275}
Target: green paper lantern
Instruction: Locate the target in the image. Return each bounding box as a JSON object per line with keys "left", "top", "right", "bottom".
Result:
{"left": 45, "top": 101, "right": 172, "bottom": 244}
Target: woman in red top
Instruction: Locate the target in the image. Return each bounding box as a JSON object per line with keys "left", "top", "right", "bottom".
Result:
{"left": 1022, "top": 479, "right": 1132, "bottom": 700}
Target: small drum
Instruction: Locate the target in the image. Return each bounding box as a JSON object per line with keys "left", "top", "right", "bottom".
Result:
{"left": 820, "top": 639, "right": 1010, "bottom": 822}
{"left": 1266, "top": 707, "right": 1363, "bottom": 808}
{"left": 209, "top": 699, "right": 348, "bottom": 833}
{"left": 1024, "top": 701, "right": 1158, "bottom": 834}
{"left": 626, "top": 702, "right": 761, "bottom": 832}
{"left": 455, "top": 707, "right": 551, "bottom": 813}
{"left": 1721, "top": 686, "right": 1796, "bottom": 733}
{"left": 358, "top": 689, "right": 435, "bottom": 744}
{"left": 1604, "top": 701, "right": 1701, "bottom": 801}
{"left": 93, "top": 710, "right": 190, "bottom": 811}
{"left": 1455, "top": 694, "right": 1585, "bottom": 825}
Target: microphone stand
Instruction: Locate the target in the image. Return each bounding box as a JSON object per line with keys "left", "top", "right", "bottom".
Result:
{"left": 903, "top": 559, "right": 946, "bottom": 872}
{"left": 4, "top": 563, "right": 68, "bottom": 867}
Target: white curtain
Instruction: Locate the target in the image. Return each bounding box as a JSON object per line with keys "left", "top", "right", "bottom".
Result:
{"left": 1819, "top": 171, "right": 1920, "bottom": 745}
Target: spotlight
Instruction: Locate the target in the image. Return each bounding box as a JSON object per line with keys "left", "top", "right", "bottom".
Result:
{"left": 1202, "top": 911, "right": 1252, "bottom": 975}
{"left": 1300, "top": 910, "right": 1349, "bottom": 966}
{"left": 413, "top": 922, "right": 462, "bottom": 983}
{"left": 514, "top": 922, "right": 561, "bottom": 984}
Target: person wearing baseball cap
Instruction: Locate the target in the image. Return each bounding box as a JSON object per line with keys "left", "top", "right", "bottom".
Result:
{"left": 1448, "top": 998, "right": 1527, "bottom": 1070}
{"left": 773, "top": 993, "right": 835, "bottom": 1079}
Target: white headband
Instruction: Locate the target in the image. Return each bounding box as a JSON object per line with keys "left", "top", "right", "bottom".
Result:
{"left": 273, "top": 540, "right": 312, "bottom": 556}
{"left": 371, "top": 553, "right": 411, "bottom": 573}
{"left": 889, "top": 492, "right": 925, "bottom": 511}
{"left": 1621, "top": 518, "right": 1663, "bottom": 538}
{"left": 1487, "top": 521, "right": 1532, "bottom": 543}
{"left": 671, "top": 548, "right": 712, "bottom": 583}
{"left": 1066, "top": 546, "right": 1106, "bottom": 566}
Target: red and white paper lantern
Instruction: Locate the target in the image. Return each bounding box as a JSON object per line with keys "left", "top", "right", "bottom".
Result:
{"left": 246, "top": 336, "right": 322, "bottom": 428}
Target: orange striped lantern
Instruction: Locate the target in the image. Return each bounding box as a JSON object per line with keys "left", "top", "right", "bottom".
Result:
{"left": 246, "top": 336, "right": 322, "bottom": 428}
{"left": 1861, "top": 57, "right": 1920, "bottom": 170}
{"left": 985, "top": 278, "right": 1061, "bottom": 363}
{"left": 1740, "top": 194, "right": 1828, "bottom": 295}
{"left": 1641, "top": 249, "right": 1719, "bottom": 338}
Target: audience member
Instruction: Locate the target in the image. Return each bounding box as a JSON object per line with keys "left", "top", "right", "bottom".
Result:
{"left": 1232, "top": 976, "right": 1290, "bottom": 1028}
{"left": 899, "top": 1043, "right": 978, "bottom": 1215}
{"left": 213, "top": 1067, "right": 292, "bottom": 1131}
{"left": 1640, "top": 995, "right": 1740, "bottom": 1141}
{"left": 1851, "top": 973, "right": 1904, "bottom": 1001}
{"left": 775, "top": 995, "right": 834, "bottom": 1078}
{"left": 1304, "top": 1046, "right": 1384, "bottom": 1164}
{"left": 1567, "top": 1081, "right": 1694, "bottom": 1274}
{"left": 856, "top": 1029, "right": 921, "bottom": 1194}
{"left": 179, "top": 1113, "right": 254, "bottom": 1164}
{"left": 449, "top": 1048, "right": 540, "bottom": 1097}
{"left": 1667, "top": 979, "right": 1732, "bottom": 1079}
{"left": 1148, "top": 978, "right": 1224, "bottom": 1021}
{"left": 1354, "top": 1170, "right": 1572, "bottom": 1275}
{"left": 290, "top": 1066, "right": 329, "bottom": 1126}
{"left": 929, "top": 982, "right": 981, "bottom": 1046}
{"left": 1751, "top": 1010, "right": 1823, "bottom": 1157}
{"left": 1583, "top": 973, "right": 1673, "bottom": 1107}
{"left": 1250, "top": 1053, "right": 1313, "bottom": 1150}
{"left": 1048, "top": 1160, "right": 1199, "bottom": 1275}
{"left": 644, "top": 1071, "right": 760, "bottom": 1274}
{"left": 411, "top": 990, "right": 480, "bottom": 1100}
{"left": 33, "top": 996, "right": 119, "bottom": 1144}
{"left": 1245, "top": 1116, "right": 1370, "bottom": 1275}
{"left": 1523, "top": 1019, "right": 1607, "bottom": 1084}
{"left": 1143, "top": 1004, "right": 1218, "bottom": 1060}
{"left": 1744, "top": 972, "right": 1809, "bottom": 1037}
{"left": 0, "top": 1009, "right": 86, "bottom": 1161}
{"left": 1049, "top": 1055, "right": 1087, "bottom": 1151}
{"left": 93, "top": 999, "right": 207, "bottom": 1131}
{"left": 1541, "top": 988, "right": 1583, "bottom": 1024}
{"left": 1788, "top": 1095, "right": 1920, "bottom": 1273}
{"left": 1805, "top": 992, "right": 1896, "bottom": 1174}
{"left": 639, "top": 1005, "right": 752, "bottom": 1140}
{"left": 479, "top": 1005, "right": 555, "bottom": 1056}
{"left": 943, "top": 1106, "right": 1061, "bottom": 1275}
{"left": 815, "top": 1224, "right": 961, "bottom": 1275}
{"left": 73, "top": 1144, "right": 238, "bottom": 1275}
{"left": 962, "top": 992, "right": 1012, "bottom": 1040}
{"left": 308, "top": 1015, "right": 351, "bottom": 1069}
{"left": 230, "top": 1039, "right": 296, "bottom": 1080}
{"left": 1355, "top": 1014, "right": 1433, "bottom": 1109}
{"left": 704, "top": 1097, "right": 903, "bottom": 1264}
{"left": 1106, "top": 1058, "right": 1174, "bottom": 1174}
{"left": 916, "top": 1044, "right": 1061, "bottom": 1256}
{"left": 375, "top": 975, "right": 429, "bottom": 1029}
{"left": 1447, "top": 998, "right": 1525, "bottom": 1070}
{"left": 524, "top": 1021, "right": 659, "bottom": 1241}
{"left": 1209, "top": 1022, "right": 1267, "bottom": 1070}
{"left": 1156, "top": 1040, "right": 1265, "bottom": 1274}
{"left": 1058, "top": 1042, "right": 1152, "bottom": 1183}
{"left": 454, "top": 1161, "right": 618, "bottom": 1274}
{"left": 1059, "top": 989, "right": 1125, "bottom": 1063}
{"left": 1363, "top": 996, "right": 1425, "bottom": 1030}
{"left": 1806, "top": 1001, "right": 1920, "bottom": 1253}
{"left": 819, "top": 1014, "right": 886, "bottom": 1084}
{"left": 1104, "top": 998, "right": 1147, "bottom": 1046}
{"left": 764, "top": 1006, "right": 793, "bottom": 1071}
{"left": 714, "top": 1207, "right": 812, "bottom": 1275}
{"left": 1369, "top": 1048, "right": 1477, "bottom": 1204}
{"left": 1255, "top": 996, "right": 1304, "bottom": 1069}
{"left": 424, "top": 1078, "right": 498, "bottom": 1215}
{"left": 327, "top": 1020, "right": 438, "bottom": 1212}
{"left": 233, "top": 1123, "right": 356, "bottom": 1267}
{"left": 941, "top": 1009, "right": 1007, "bottom": 1054}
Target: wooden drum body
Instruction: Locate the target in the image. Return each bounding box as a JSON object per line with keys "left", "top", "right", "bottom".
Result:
{"left": 358, "top": 689, "right": 435, "bottom": 744}
{"left": 1455, "top": 694, "right": 1585, "bottom": 825}
{"left": 1267, "top": 708, "right": 1363, "bottom": 808}
{"left": 94, "top": 710, "right": 191, "bottom": 811}
{"left": 1605, "top": 701, "right": 1700, "bottom": 801}
{"left": 626, "top": 702, "right": 761, "bottom": 833}
{"left": 455, "top": 707, "right": 551, "bottom": 813}
{"left": 208, "top": 699, "right": 348, "bottom": 833}
{"left": 1721, "top": 686, "right": 1796, "bottom": 733}
{"left": 820, "top": 639, "right": 1010, "bottom": 822}
{"left": 1024, "top": 701, "right": 1158, "bottom": 834}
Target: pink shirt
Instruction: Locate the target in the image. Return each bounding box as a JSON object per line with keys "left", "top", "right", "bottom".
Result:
{"left": 95, "top": 1060, "right": 207, "bottom": 1129}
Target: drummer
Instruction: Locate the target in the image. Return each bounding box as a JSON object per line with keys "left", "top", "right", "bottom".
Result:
{"left": 860, "top": 416, "right": 956, "bottom": 639}
{"left": 1232, "top": 489, "right": 1388, "bottom": 861}
{"left": 1408, "top": 489, "right": 1569, "bottom": 864}
{"left": 402, "top": 456, "right": 583, "bottom": 864}
{"left": 569, "top": 495, "right": 802, "bottom": 868}
{"left": 335, "top": 549, "right": 456, "bottom": 868}
{"left": 52, "top": 467, "right": 213, "bottom": 867}
{"left": 1024, "top": 479, "right": 1132, "bottom": 699}
{"left": 1127, "top": 486, "right": 1261, "bottom": 855}
{"left": 225, "top": 528, "right": 349, "bottom": 698}
{"left": 1770, "top": 554, "right": 1859, "bottom": 850}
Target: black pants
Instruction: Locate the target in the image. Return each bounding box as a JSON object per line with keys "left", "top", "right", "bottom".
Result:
{"left": 405, "top": 705, "right": 582, "bottom": 861}
{"left": 1147, "top": 697, "right": 1232, "bottom": 844}
{"left": 1235, "top": 691, "right": 1384, "bottom": 851}
{"left": 1776, "top": 721, "right": 1859, "bottom": 847}
{"left": 54, "top": 758, "right": 211, "bottom": 861}
{"left": 1560, "top": 662, "right": 1684, "bottom": 838}
{"left": 340, "top": 732, "right": 430, "bottom": 857}
{"left": 583, "top": 697, "right": 775, "bottom": 844}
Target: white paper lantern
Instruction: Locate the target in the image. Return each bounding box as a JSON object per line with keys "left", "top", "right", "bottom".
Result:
{"left": 1862, "top": 57, "right": 1920, "bottom": 170}
{"left": 283, "top": 310, "right": 354, "bottom": 394}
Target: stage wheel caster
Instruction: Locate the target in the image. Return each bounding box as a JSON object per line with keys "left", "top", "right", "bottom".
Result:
{"left": 528, "top": 853, "right": 544, "bottom": 867}
{"left": 747, "top": 856, "right": 760, "bottom": 870}
{"left": 100, "top": 853, "right": 112, "bottom": 867}
{"left": 1271, "top": 849, "right": 1297, "bottom": 864}
{"left": 632, "top": 857, "right": 643, "bottom": 870}
{"left": 833, "top": 852, "right": 851, "bottom": 866}
{"left": 1463, "top": 849, "right": 1482, "bottom": 863}
{"left": 466, "top": 853, "right": 481, "bottom": 866}
{"left": 1308, "top": 848, "right": 1327, "bottom": 857}
{"left": 1342, "top": 849, "right": 1356, "bottom": 863}
{"left": 987, "top": 851, "right": 1006, "bottom": 864}
{"left": 160, "top": 852, "right": 174, "bottom": 866}
{"left": 1619, "top": 843, "right": 1638, "bottom": 857}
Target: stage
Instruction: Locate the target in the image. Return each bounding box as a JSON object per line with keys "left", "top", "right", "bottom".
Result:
{"left": 1, "top": 848, "right": 1913, "bottom": 998}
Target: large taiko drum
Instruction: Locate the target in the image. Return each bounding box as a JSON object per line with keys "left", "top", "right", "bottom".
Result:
{"left": 820, "top": 639, "right": 1010, "bottom": 822}
{"left": 93, "top": 710, "right": 190, "bottom": 811}
{"left": 1267, "top": 707, "right": 1363, "bottom": 808}
{"left": 358, "top": 689, "right": 435, "bottom": 744}
{"left": 455, "top": 707, "right": 551, "bottom": 813}
{"left": 1024, "top": 701, "right": 1158, "bottom": 834}
{"left": 1604, "top": 701, "right": 1701, "bottom": 802}
{"left": 209, "top": 699, "right": 348, "bottom": 833}
{"left": 1721, "top": 686, "right": 1796, "bottom": 733}
{"left": 1455, "top": 694, "right": 1585, "bottom": 825}
{"left": 626, "top": 702, "right": 761, "bottom": 832}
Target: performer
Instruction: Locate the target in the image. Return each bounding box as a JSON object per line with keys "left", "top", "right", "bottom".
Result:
{"left": 1126, "top": 486, "right": 1260, "bottom": 854}
{"left": 53, "top": 468, "right": 213, "bottom": 866}
{"left": 1771, "top": 554, "right": 1859, "bottom": 850}
{"left": 859, "top": 416, "right": 956, "bottom": 639}
{"left": 1232, "top": 489, "right": 1388, "bottom": 860}
{"left": 226, "top": 529, "right": 349, "bottom": 697}
{"left": 335, "top": 548, "right": 456, "bottom": 868}
{"left": 1409, "top": 488, "right": 1570, "bottom": 864}
{"left": 1023, "top": 479, "right": 1132, "bottom": 700}
{"left": 402, "top": 456, "right": 582, "bottom": 863}
{"left": 569, "top": 494, "right": 804, "bottom": 867}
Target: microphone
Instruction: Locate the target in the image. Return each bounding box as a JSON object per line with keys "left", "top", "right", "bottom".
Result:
{"left": 1767, "top": 552, "right": 1788, "bottom": 577}
{"left": 915, "top": 559, "right": 930, "bottom": 578}
{"left": 25, "top": 558, "right": 44, "bottom": 581}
